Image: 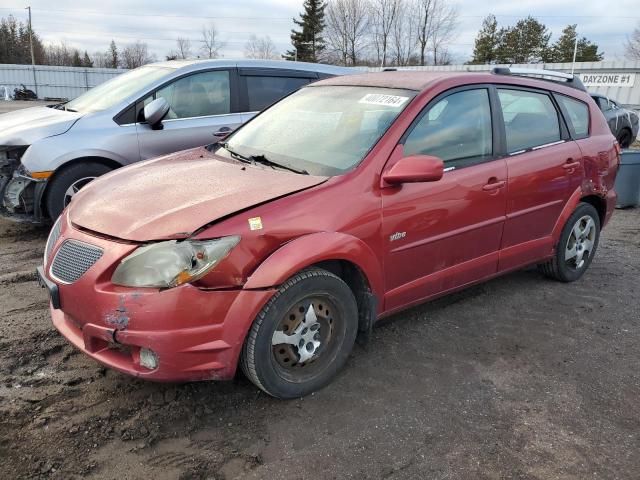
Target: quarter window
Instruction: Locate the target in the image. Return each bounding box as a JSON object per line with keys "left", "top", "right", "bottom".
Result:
{"left": 403, "top": 89, "right": 493, "bottom": 169}
{"left": 498, "top": 89, "right": 561, "bottom": 153}
{"left": 151, "top": 70, "right": 230, "bottom": 119}
{"left": 245, "top": 75, "right": 311, "bottom": 111}
{"left": 557, "top": 95, "right": 590, "bottom": 139}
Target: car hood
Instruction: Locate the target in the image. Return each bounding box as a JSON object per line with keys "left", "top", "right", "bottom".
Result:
{"left": 0, "top": 106, "right": 82, "bottom": 145}
{"left": 69, "top": 147, "right": 328, "bottom": 241}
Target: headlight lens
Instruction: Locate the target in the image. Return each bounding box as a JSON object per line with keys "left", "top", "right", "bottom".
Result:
{"left": 112, "top": 236, "right": 240, "bottom": 288}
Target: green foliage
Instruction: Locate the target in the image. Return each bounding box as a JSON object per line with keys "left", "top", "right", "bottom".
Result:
{"left": 0, "top": 15, "right": 45, "bottom": 64}
{"left": 547, "top": 25, "right": 604, "bottom": 62}
{"left": 284, "top": 0, "right": 327, "bottom": 62}
{"left": 469, "top": 15, "right": 499, "bottom": 64}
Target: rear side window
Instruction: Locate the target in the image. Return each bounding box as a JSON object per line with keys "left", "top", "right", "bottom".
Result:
{"left": 246, "top": 76, "right": 310, "bottom": 111}
{"left": 403, "top": 89, "right": 493, "bottom": 169}
{"left": 498, "top": 89, "right": 560, "bottom": 153}
{"left": 557, "top": 95, "right": 590, "bottom": 139}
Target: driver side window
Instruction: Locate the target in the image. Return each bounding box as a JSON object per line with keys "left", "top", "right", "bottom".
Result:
{"left": 403, "top": 89, "right": 493, "bottom": 170}
{"left": 143, "top": 70, "right": 231, "bottom": 120}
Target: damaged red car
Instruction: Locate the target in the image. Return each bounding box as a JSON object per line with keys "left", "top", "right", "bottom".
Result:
{"left": 38, "top": 68, "right": 619, "bottom": 398}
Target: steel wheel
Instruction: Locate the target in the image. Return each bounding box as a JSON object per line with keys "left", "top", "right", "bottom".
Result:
{"left": 63, "top": 176, "right": 96, "bottom": 206}
{"left": 565, "top": 215, "right": 596, "bottom": 270}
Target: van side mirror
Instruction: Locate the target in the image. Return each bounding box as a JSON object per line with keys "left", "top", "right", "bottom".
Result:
{"left": 143, "top": 98, "right": 170, "bottom": 130}
{"left": 382, "top": 154, "right": 444, "bottom": 185}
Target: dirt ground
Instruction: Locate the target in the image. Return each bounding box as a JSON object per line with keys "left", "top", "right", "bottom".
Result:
{"left": 0, "top": 208, "right": 637, "bottom": 480}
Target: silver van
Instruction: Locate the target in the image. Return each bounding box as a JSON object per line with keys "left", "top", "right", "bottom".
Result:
{"left": 0, "top": 59, "right": 352, "bottom": 221}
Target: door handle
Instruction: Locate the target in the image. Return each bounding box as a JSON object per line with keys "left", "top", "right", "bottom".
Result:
{"left": 482, "top": 180, "right": 506, "bottom": 191}
{"left": 213, "top": 126, "right": 232, "bottom": 138}
{"left": 562, "top": 159, "right": 581, "bottom": 169}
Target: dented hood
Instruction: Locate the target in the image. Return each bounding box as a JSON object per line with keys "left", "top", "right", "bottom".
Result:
{"left": 69, "top": 147, "right": 327, "bottom": 241}
{"left": 0, "top": 106, "right": 82, "bottom": 145}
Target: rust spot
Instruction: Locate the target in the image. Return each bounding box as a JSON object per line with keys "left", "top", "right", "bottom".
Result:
{"left": 105, "top": 295, "right": 130, "bottom": 329}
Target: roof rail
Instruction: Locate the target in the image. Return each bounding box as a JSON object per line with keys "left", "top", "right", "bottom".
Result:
{"left": 491, "top": 67, "right": 586, "bottom": 92}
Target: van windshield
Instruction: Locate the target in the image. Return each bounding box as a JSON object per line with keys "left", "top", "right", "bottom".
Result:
{"left": 214, "top": 85, "right": 416, "bottom": 176}
{"left": 65, "top": 66, "right": 173, "bottom": 113}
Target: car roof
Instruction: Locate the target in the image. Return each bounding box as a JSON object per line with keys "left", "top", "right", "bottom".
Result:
{"left": 148, "top": 58, "right": 356, "bottom": 76}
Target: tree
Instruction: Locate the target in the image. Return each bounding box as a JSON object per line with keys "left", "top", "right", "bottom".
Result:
{"left": 201, "top": 23, "right": 223, "bottom": 58}
{"left": 71, "top": 49, "right": 83, "bottom": 67}
{"left": 547, "top": 25, "right": 603, "bottom": 62}
{"left": 245, "top": 35, "right": 279, "bottom": 59}
{"left": 390, "top": 0, "right": 418, "bottom": 66}
{"left": 470, "top": 15, "right": 500, "bottom": 64}
{"left": 121, "top": 41, "right": 154, "bottom": 69}
{"left": 370, "top": 0, "right": 400, "bottom": 67}
{"left": 82, "top": 50, "right": 93, "bottom": 67}
{"left": 108, "top": 40, "right": 119, "bottom": 68}
{"left": 285, "top": 0, "right": 327, "bottom": 62}
{"left": 325, "top": 0, "right": 369, "bottom": 65}
{"left": 496, "top": 16, "right": 551, "bottom": 64}
{"left": 0, "top": 15, "right": 45, "bottom": 64}
{"left": 625, "top": 22, "right": 640, "bottom": 60}
{"left": 429, "top": 0, "right": 458, "bottom": 65}
{"left": 174, "top": 37, "right": 192, "bottom": 59}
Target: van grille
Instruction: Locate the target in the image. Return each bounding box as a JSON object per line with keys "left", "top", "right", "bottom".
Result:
{"left": 50, "top": 239, "right": 103, "bottom": 284}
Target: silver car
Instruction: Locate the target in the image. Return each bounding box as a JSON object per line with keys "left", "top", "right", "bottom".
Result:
{"left": 0, "top": 59, "right": 352, "bottom": 222}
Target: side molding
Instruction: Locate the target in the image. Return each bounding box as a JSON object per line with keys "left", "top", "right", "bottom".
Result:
{"left": 244, "top": 232, "right": 384, "bottom": 301}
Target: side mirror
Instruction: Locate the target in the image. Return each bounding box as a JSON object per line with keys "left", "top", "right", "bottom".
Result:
{"left": 382, "top": 154, "right": 444, "bottom": 185}
{"left": 143, "top": 98, "right": 170, "bottom": 130}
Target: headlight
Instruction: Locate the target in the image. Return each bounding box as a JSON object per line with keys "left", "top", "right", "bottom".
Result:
{"left": 112, "top": 236, "right": 240, "bottom": 288}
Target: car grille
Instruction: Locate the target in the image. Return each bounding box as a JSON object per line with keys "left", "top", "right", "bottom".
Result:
{"left": 50, "top": 239, "right": 103, "bottom": 284}
{"left": 44, "top": 217, "right": 62, "bottom": 264}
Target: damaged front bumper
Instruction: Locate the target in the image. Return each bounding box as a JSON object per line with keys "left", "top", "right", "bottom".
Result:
{"left": 0, "top": 155, "right": 48, "bottom": 223}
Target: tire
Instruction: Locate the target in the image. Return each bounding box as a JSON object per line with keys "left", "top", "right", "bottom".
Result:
{"left": 538, "top": 202, "right": 601, "bottom": 282}
{"left": 241, "top": 268, "right": 358, "bottom": 399}
{"left": 617, "top": 129, "right": 632, "bottom": 148}
{"left": 45, "top": 162, "right": 112, "bottom": 219}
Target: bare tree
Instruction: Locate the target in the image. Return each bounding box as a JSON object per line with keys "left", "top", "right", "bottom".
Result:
{"left": 201, "top": 23, "right": 224, "bottom": 58}
{"left": 175, "top": 37, "right": 192, "bottom": 59}
{"left": 325, "top": 0, "right": 370, "bottom": 65}
{"left": 625, "top": 23, "right": 640, "bottom": 60}
{"left": 244, "top": 35, "right": 279, "bottom": 59}
{"left": 415, "top": 0, "right": 433, "bottom": 66}
{"left": 429, "top": 0, "right": 457, "bottom": 65}
{"left": 370, "top": 0, "right": 400, "bottom": 67}
{"left": 391, "top": 0, "right": 419, "bottom": 66}
{"left": 91, "top": 50, "right": 110, "bottom": 68}
{"left": 121, "top": 41, "right": 155, "bottom": 69}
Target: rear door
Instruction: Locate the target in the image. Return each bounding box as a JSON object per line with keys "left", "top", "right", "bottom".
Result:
{"left": 237, "top": 68, "right": 318, "bottom": 122}
{"left": 496, "top": 87, "right": 583, "bottom": 271}
{"left": 136, "top": 68, "right": 242, "bottom": 159}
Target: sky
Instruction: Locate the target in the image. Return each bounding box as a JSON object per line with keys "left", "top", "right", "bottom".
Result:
{"left": 0, "top": 0, "right": 638, "bottom": 63}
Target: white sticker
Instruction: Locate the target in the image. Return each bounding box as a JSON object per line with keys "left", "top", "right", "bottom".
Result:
{"left": 358, "top": 93, "right": 410, "bottom": 107}
{"left": 248, "top": 217, "right": 263, "bottom": 230}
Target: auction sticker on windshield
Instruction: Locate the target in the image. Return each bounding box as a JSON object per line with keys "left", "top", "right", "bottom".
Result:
{"left": 359, "top": 94, "right": 410, "bottom": 107}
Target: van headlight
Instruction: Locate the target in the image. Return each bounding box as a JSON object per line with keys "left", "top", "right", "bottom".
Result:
{"left": 112, "top": 236, "right": 240, "bottom": 288}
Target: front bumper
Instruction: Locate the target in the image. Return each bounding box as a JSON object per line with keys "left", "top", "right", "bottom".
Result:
{"left": 42, "top": 215, "right": 276, "bottom": 382}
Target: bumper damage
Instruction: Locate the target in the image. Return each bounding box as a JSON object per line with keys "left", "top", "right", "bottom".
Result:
{"left": 0, "top": 160, "right": 47, "bottom": 222}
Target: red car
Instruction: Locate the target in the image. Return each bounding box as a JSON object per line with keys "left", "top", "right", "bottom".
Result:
{"left": 38, "top": 68, "right": 619, "bottom": 399}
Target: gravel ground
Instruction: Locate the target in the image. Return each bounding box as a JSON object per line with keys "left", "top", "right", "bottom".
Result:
{"left": 0, "top": 208, "right": 638, "bottom": 479}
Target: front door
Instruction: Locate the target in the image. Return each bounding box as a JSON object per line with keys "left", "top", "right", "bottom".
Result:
{"left": 495, "top": 87, "right": 583, "bottom": 271}
{"left": 136, "top": 69, "right": 243, "bottom": 160}
{"left": 381, "top": 87, "right": 508, "bottom": 312}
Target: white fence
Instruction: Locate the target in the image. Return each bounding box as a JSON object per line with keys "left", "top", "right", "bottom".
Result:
{"left": 0, "top": 64, "right": 126, "bottom": 101}
{"left": 1, "top": 60, "right": 639, "bottom": 107}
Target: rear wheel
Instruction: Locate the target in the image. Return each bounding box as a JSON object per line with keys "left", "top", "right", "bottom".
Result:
{"left": 241, "top": 268, "right": 358, "bottom": 399}
{"left": 45, "top": 162, "right": 113, "bottom": 219}
{"left": 538, "top": 202, "right": 600, "bottom": 282}
{"left": 617, "top": 129, "right": 632, "bottom": 148}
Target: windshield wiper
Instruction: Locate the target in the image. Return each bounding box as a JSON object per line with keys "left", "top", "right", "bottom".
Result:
{"left": 250, "top": 154, "right": 309, "bottom": 175}
{"left": 221, "top": 143, "right": 252, "bottom": 164}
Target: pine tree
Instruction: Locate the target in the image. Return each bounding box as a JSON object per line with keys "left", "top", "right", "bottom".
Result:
{"left": 108, "top": 40, "right": 119, "bottom": 68}
{"left": 284, "top": 0, "right": 326, "bottom": 62}
{"left": 547, "top": 25, "right": 603, "bottom": 62}
{"left": 72, "top": 50, "right": 82, "bottom": 67}
{"left": 469, "top": 15, "right": 500, "bottom": 64}
{"left": 495, "top": 17, "right": 551, "bottom": 64}
{"left": 82, "top": 50, "right": 93, "bottom": 67}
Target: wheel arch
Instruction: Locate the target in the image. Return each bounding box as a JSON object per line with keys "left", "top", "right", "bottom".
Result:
{"left": 580, "top": 194, "right": 606, "bottom": 227}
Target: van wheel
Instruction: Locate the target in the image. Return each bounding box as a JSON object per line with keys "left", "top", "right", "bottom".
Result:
{"left": 241, "top": 268, "right": 358, "bottom": 399}
{"left": 538, "top": 202, "right": 600, "bottom": 282}
{"left": 45, "top": 162, "right": 112, "bottom": 219}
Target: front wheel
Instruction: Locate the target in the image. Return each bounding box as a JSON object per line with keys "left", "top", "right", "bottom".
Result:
{"left": 538, "top": 202, "right": 600, "bottom": 282}
{"left": 241, "top": 268, "right": 358, "bottom": 399}
{"left": 45, "top": 162, "right": 113, "bottom": 219}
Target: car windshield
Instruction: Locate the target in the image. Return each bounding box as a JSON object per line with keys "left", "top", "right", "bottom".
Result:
{"left": 214, "top": 85, "right": 416, "bottom": 176}
{"left": 65, "top": 66, "right": 173, "bottom": 113}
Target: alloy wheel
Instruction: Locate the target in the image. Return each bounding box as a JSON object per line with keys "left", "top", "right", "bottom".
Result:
{"left": 565, "top": 215, "right": 596, "bottom": 270}
{"left": 63, "top": 176, "right": 96, "bottom": 206}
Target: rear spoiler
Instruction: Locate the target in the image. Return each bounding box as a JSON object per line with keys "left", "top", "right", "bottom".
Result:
{"left": 492, "top": 67, "right": 586, "bottom": 92}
